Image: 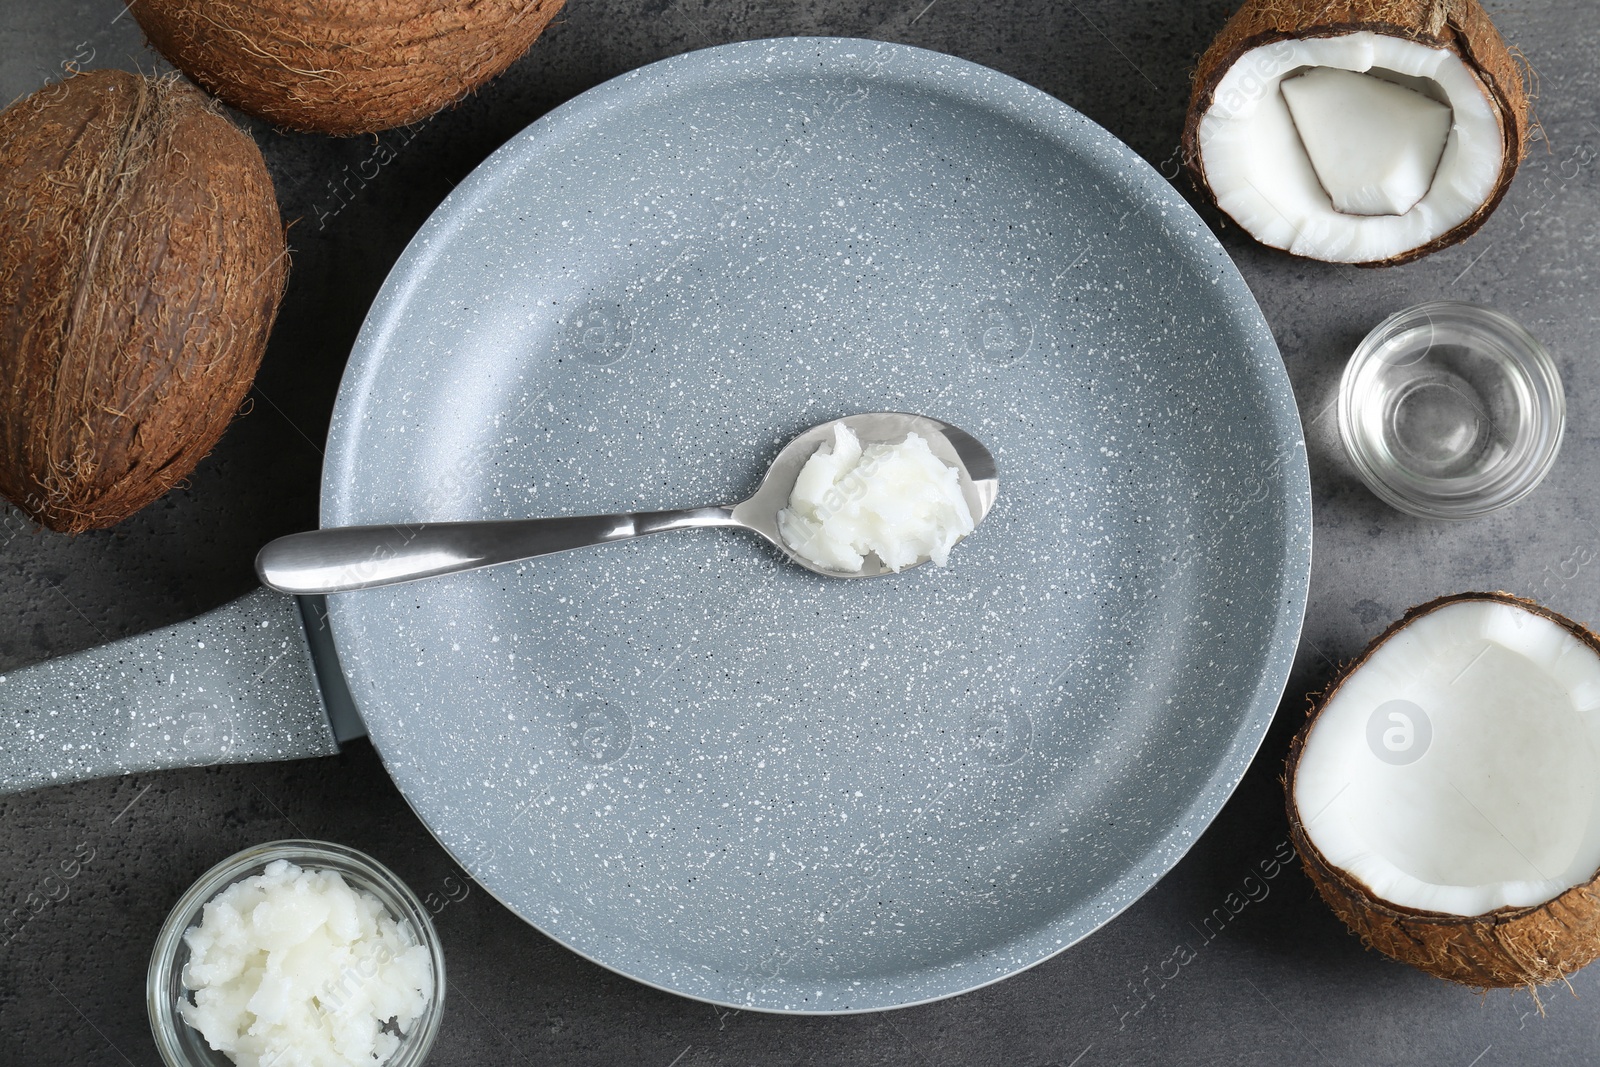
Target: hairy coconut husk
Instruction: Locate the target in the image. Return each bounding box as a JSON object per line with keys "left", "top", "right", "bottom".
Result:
{"left": 0, "top": 70, "right": 286, "bottom": 534}
{"left": 1182, "top": 0, "right": 1530, "bottom": 266}
{"left": 132, "top": 0, "right": 567, "bottom": 135}
{"left": 1285, "top": 592, "right": 1600, "bottom": 989}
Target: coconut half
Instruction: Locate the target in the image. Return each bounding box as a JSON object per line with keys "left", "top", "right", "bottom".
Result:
{"left": 1183, "top": 0, "right": 1530, "bottom": 265}
{"left": 1287, "top": 593, "right": 1600, "bottom": 988}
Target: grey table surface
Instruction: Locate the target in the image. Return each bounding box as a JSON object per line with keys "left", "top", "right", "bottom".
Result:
{"left": 1, "top": 1, "right": 1596, "bottom": 1064}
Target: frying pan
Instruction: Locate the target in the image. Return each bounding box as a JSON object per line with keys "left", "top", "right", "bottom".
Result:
{"left": 0, "top": 39, "right": 1310, "bottom": 1012}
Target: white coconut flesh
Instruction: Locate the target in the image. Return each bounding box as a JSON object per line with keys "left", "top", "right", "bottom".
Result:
{"left": 1295, "top": 600, "right": 1600, "bottom": 916}
{"left": 1280, "top": 67, "right": 1453, "bottom": 216}
{"left": 1198, "top": 32, "right": 1503, "bottom": 262}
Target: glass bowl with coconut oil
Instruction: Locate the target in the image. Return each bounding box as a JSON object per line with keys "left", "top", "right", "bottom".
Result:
{"left": 148, "top": 839, "right": 445, "bottom": 1067}
{"left": 1338, "top": 301, "right": 1564, "bottom": 520}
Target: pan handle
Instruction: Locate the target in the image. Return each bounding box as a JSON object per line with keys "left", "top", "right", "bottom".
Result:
{"left": 0, "top": 588, "right": 343, "bottom": 796}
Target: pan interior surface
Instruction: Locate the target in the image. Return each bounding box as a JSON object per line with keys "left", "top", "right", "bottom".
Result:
{"left": 323, "top": 38, "right": 1310, "bottom": 1012}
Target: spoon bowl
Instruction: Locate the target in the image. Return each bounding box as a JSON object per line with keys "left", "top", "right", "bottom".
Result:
{"left": 736, "top": 412, "right": 999, "bottom": 578}
{"left": 257, "top": 412, "right": 997, "bottom": 594}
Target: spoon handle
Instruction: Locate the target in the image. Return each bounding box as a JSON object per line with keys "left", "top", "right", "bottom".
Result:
{"left": 256, "top": 507, "right": 740, "bottom": 595}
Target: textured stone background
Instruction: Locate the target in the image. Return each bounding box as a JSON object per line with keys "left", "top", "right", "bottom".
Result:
{"left": 1, "top": 1, "right": 1597, "bottom": 1064}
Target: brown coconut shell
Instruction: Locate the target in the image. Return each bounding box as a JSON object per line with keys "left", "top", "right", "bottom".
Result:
{"left": 131, "top": 0, "right": 567, "bottom": 136}
{"left": 1285, "top": 592, "right": 1600, "bottom": 989}
{"left": 0, "top": 70, "right": 286, "bottom": 534}
{"left": 1181, "top": 0, "right": 1531, "bottom": 266}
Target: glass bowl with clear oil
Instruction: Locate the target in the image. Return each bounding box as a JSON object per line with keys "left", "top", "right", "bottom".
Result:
{"left": 1338, "top": 301, "right": 1565, "bottom": 520}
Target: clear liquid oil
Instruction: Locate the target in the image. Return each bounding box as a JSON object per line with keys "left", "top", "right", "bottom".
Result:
{"left": 1351, "top": 325, "right": 1533, "bottom": 490}
{"left": 1340, "top": 302, "right": 1563, "bottom": 519}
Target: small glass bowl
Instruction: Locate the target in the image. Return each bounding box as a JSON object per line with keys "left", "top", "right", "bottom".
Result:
{"left": 148, "top": 840, "right": 446, "bottom": 1067}
{"left": 1338, "top": 301, "right": 1564, "bottom": 520}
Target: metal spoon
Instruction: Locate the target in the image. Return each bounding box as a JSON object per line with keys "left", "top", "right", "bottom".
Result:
{"left": 256, "top": 412, "right": 998, "bottom": 594}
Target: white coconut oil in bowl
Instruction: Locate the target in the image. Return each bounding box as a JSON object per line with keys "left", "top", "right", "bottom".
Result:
{"left": 1338, "top": 301, "right": 1564, "bottom": 520}
{"left": 147, "top": 839, "right": 445, "bottom": 1067}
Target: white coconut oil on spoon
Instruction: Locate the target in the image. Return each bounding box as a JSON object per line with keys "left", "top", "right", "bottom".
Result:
{"left": 256, "top": 412, "right": 998, "bottom": 594}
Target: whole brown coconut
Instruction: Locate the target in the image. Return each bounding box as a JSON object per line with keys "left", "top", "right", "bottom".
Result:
{"left": 1182, "top": 0, "right": 1530, "bottom": 265}
{"left": 0, "top": 70, "right": 286, "bottom": 534}
{"left": 132, "top": 0, "right": 567, "bottom": 135}
{"left": 1286, "top": 593, "right": 1600, "bottom": 989}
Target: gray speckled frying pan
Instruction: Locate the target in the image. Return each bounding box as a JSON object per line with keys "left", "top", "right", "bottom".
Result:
{"left": 0, "top": 39, "right": 1310, "bottom": 1012}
